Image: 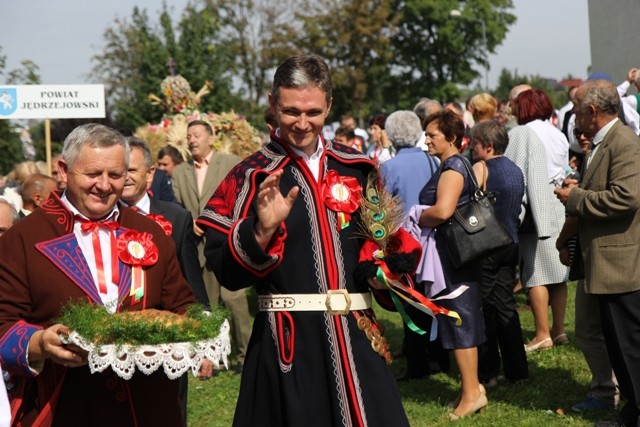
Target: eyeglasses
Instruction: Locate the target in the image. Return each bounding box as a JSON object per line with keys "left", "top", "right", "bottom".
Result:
{"left": 573, "top": 129, "right": 592, "bottom": 140}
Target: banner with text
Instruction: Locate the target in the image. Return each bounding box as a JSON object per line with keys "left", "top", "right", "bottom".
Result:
{"left": 0, "top": 84, "right": 105, "bottom": 119}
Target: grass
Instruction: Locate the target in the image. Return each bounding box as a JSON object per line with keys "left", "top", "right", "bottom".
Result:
{"left": 187, "top": 281, "right": 617, "bottom": 426}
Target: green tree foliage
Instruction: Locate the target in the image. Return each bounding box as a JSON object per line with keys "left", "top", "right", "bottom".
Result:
{"left": 91, "top": 3, "right": 238, "bottom": 132}
{"left": 390, "top": 0, "right": 516, "bottom": 105}
{"left": 90, "top": 0, "right": 522, "bottom": 130}
{"left": 92, "top": 7, "right": 170, "bottom": 131}
{"left": 208, "top": 0, "right": 299, "bottom": 130}
{"left": 0, "top": 121, "right": 24, "bottom": 176}
{"left": 294, "top": 0, "right": 515, "bottom": 122}
{"left": 5, "top": 60, "right": 41, "bottom": 85}
{"left": 494, "top": 68, "right": 568, "bottom": 108}
{"left": 173, "top": 3, "right": 240, "bottom": 114}
{"left": 297, "top": 0, "right": 399, "bottom": 124}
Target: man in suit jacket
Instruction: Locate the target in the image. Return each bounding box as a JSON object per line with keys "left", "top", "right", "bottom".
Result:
{"left": 149, "top": 168, "right": 177, "bottom": 203}
{"left": 0, "top": 124, "right": 202, "bottom": 426}
{"left": 122, "top": 137, "right": 209, "bottom": 306}
{"left": 122, "top": 137, "right": 209, "bottom": 426}
{"left": 172, "top": 120, "right": 252, "bottom": 370}
{"left": 555, "top": 79, "right": 640, "bottom": 427}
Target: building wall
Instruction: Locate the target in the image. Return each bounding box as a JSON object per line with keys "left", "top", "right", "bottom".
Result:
{"left": 588, "top": 0, "right": 640, "bottom": 90}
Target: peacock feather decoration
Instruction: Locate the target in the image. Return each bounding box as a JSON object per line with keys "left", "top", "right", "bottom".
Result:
{"left": 355, "top": 168, "right": 462, "bottom": 341}
{"left": 358, "top": 168, "right": 406, "bottom": 254}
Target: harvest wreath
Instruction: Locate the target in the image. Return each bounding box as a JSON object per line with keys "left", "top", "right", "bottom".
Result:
{"left": 57, "top": 302, "right": 231, "bottom": 380}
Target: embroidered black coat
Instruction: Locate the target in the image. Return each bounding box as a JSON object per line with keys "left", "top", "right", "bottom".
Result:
{"left": 197, "top": 136, "right": 409, "bottom": 427}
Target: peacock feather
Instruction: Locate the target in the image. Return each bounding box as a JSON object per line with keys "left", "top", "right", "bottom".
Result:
{"left": 358, "top": 168, "right": 406, "bottom": 253}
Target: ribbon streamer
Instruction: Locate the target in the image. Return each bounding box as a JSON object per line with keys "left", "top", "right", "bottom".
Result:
{"left": 375, "top": 261, "right": 465, "bottom": 341}
{"left": 78, "top": 218, "right": 119, "bottom": 294}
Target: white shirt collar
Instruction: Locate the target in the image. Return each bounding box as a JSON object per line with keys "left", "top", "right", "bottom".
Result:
{"left": 593, "top": 117, "right": 619, "bottom": 147}
{"left": 277, "top": 130, "right": 325, "bottom": 181}
{"left": 61, "top": 191, "right": 120, "bottom": 222}
{"left": 121, "top": 193, "right": 151, "bottom": 215}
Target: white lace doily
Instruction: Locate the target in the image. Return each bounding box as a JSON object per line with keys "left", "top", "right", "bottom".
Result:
{"left": 62, "top": 319, "right": 231, "bottom": 380}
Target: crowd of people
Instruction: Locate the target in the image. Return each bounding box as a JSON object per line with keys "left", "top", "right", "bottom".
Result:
{"left": 1, "top": 56, "right": 640, "bottom": 427}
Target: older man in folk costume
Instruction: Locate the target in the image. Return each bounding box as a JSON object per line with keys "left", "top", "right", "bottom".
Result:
{"left": 0, "top": 124, "right": 200, "bottom": 426}
{"left": 197, "top": 55, "right": 410, "bottom": 426}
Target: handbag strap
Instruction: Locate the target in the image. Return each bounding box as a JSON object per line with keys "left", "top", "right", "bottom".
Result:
{"left": 454, "top": 154, "right": 483, "bottom": 199}
{"left": 479, "top": 160, "right": 487, "bottom": 192}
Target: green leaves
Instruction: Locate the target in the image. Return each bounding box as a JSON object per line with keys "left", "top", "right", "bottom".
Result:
{"left": 57, "top": 300, "right": 230, "bottom": 346}
{"left": 90, "top": 0, "right": 519, "bottom": 131}
{"left": 91, "top": 3, "right": 238, "bottom": 131}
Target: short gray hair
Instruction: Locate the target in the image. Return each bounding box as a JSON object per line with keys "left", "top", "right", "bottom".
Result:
{"left": 413, "top": 98, "right": 442, "bottom": 122}
{"left": 271, "top": 55, "right": 332, "bottom": 104}
{"left": 0, "top": 198, "right": 19, "bottom": 225}
{"left": 579, "top": 80, "right": 620, "bottom": 117}
{"left": 126, "top": 137, "right": 153, "bottom": 171}
{"left": 61, "top": 124, "right": 129, "bottom": 170}
{"left": 385, "top": 111, "right": 423, "bottom": 148}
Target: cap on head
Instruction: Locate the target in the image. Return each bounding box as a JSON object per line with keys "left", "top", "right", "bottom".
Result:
{"left": 587, "top": 72, "right": 612, "bottom": 82}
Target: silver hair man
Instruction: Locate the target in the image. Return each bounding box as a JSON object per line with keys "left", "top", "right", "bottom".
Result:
{"left": 61, "top": 123, "right": 130, "bottom": 170}
{"left": 271, "top": 55, "right": 332, "bottom": 104}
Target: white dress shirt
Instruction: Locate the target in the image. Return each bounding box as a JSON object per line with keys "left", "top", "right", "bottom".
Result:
{"left": 617, "top": 81, "right": 640, "bottom": 135}
{"left": 61, "top": 193, "right": 121, "bottom": 313}
{"left": 586, "top": 118, "right": 618, "bottom": 170}
{"left": 278, "top": 129, "right": 325, "bottom": 182}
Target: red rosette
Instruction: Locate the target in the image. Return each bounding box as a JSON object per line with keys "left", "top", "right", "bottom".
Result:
{"left": 117, "top": 231, "right": 158, "bottom": 304}
{"left": 117, "top": 231, "right": 158, "bottom": 267}
{"left": 321, "top": 170, "right": 362, "bottom": 214}
{"left": 147, "top": 213, "right": 173, "bottom": 236}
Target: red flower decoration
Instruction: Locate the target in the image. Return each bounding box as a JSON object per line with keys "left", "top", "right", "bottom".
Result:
{"left": 321, "top": 170, "right": 362, "bottom": 214}
{"left": 147, "top": 213, "right": 173, "bottom": 236}
{"left": 117, "top": 231, "right": 158, "bottom": 267}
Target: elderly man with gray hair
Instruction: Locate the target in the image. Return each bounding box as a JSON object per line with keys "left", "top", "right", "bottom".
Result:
{"left": 414, "top": 98, "right": 443, "bottom": 151}
{"left": 380, "top": 110, "right": 448, "bottom": 380}
{"left": 0, "top": 198, "right": 19, "bottom": 236}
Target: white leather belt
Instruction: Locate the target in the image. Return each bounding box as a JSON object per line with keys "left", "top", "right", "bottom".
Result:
{"left": 258, "top": 290, "right": 372, "bottom": 315}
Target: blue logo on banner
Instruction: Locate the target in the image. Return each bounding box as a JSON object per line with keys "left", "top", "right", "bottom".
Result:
{"left": 0, "top": 88, "right": 17, "bottom": 116}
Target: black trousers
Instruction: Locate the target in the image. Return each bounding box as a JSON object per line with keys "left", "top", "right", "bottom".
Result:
{"left": 478, "top": 244, "right": 528, "bottom": 382}
{"left": 598, "top": 290, "right": 640, "bottom": 427}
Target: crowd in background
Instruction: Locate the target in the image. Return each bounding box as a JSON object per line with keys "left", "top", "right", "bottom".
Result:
{"left": 2, "top": 59, "right": 640, "bottom": 426}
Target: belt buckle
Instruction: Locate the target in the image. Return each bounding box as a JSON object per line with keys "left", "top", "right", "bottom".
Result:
{"left": 326, "top": 289, "right": 351, "bottom": 315}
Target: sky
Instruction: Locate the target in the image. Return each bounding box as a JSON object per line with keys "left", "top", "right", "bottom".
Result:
{"left": 1, "top": 0, "right": 591, "bottom": 92}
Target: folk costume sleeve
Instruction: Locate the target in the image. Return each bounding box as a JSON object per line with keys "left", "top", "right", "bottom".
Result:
{"left": 198, "top": 160, "right": 287, "bottom": 291}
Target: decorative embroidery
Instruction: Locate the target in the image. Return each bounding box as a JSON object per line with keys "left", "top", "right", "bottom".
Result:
{"left": 41, "top": 192, "right": 74, "bottom": 233}
{"left": 0, "top": 321, "right": 43, "bottom": 376}
{"left": 36, "top": 235, "right": 104, "bottom": 304}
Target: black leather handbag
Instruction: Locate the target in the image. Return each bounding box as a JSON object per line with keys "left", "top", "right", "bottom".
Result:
{"left": 438, "top": 157, "right": 513, "bottom": 268}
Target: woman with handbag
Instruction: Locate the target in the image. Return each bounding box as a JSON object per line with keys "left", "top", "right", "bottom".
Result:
{"left": 418, "top": 110, "right": 487, "bottom": 420}
{"left": 505, "top": 89, "right": 570, "bottom": 352}
{"left": 469, "top": 120, "right": 529, "bottom": 388}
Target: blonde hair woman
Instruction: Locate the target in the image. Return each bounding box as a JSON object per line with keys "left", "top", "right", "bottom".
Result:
{"left": 468, "top": 93, "right": 498, "bottom": 124}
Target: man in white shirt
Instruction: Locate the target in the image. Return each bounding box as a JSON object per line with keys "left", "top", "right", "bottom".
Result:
{"left": 617, "top": 67, "right": 640, "bottom": 134}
